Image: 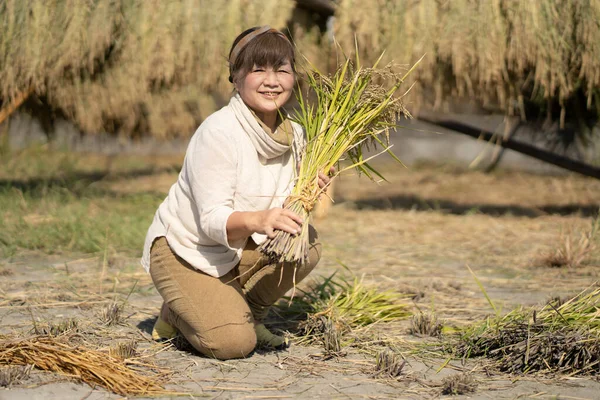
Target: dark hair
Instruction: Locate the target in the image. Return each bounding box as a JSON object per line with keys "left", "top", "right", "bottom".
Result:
{"left": 228, "top": 27, "right": 296, "bottom": 84}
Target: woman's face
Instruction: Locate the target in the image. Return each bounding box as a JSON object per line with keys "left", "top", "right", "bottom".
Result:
{"left": 235, "top": 60, "right": 295, "bottom": 122}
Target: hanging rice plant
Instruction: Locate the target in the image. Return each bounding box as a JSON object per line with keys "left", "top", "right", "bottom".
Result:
{"left": 259, "top": 51, "right": 421, "bottom": 265}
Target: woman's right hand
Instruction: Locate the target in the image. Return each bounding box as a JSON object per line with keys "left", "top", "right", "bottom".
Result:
{"left": 227, "top": 208, "right": 304, "bottom": 242}
{"left": 252, "top": 208, "right": 304, "bottom": 238}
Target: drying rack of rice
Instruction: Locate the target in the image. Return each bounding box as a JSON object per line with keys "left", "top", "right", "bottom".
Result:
{"left": 0, "top": 335, "right": 174, "bottom": 396}
{"left": 455, "top": 284, "right": 600, "bottom": 375}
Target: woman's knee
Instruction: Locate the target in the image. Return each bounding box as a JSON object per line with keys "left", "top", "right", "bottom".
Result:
{"left": 186, "top": 324, "right": 257, "bottom": 360}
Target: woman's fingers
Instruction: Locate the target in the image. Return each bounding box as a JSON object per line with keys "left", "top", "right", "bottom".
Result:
{"left": 318, "top": 172, "right": 331, "bottom": 189}
{"left": 260, "top": 208, "right": 303, "bottom": 236}
{"left": 282, "top": 208, "right": 304, "bottom": 225}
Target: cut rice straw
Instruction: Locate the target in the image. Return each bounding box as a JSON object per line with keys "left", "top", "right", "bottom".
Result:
{"left": 0, "top": 335, "right": 176, "bottom": 396}
{"left": 455, "top": 283, "right": 600, "bottom": 375}
{"left": 259, "top": 48, "right": 422, "bottom": 265}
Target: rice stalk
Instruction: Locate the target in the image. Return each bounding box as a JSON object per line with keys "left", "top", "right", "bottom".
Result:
{"left": 410, "top": 311, "right": 442, "bottom": 338}
{"left": 99, "top": 301, "right": 123, "bottom": 326}
{"left": 259, "top": 52, "right": 417, "bottom": 265}
{"left": 108, "top": 340, "right": 138, "bottom": 360}
{"left": 374, "top": 349, "right": 405, "bottom": 378}
{"left": 454, "top": 283, "right": 600, "bottom": 375}
{"left": 441, "top": 373, "right": 477, "bottom": 395}
{"left": 275, "top": 272, "right": 411, "bottom": 347}
{"left": 0, "top": 335, "right": 172, "bottom": 396}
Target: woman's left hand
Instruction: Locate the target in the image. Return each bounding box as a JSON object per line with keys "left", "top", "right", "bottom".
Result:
{"left": 318, "top": 167, "right": 336, "bottom": 191}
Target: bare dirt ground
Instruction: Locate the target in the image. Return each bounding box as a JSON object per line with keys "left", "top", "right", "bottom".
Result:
{"left": 2, "top": 160, "right": 600, "bottom": 399}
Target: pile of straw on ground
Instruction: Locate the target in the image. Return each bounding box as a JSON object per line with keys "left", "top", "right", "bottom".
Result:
{"left": 455, "top": 284, "right": 600, "bottom": 375}
{"left": 275, "top": 273, "right": 411, "bottom": 351}
{"left": 0, "top": 335, "right": 172, "bottom": 396}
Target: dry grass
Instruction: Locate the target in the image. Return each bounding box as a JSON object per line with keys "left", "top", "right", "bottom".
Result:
{"left": 540, "top": 214, "right": 599, "bottom": 268}
{"left": 410, "top": 312, "right": 443, "bottom": 338}
{"left": 0, "top": 335, "right": 171, "bottom": 396}
{"left": 0, "top": 364, "right": 33, "bottom": 388}
{"left": 441, "top": 373, "right": 477, "bottom": 395}
{"left": 374, "top": 349, "right": 405, "bottom": 378}
{"left": 334, "top": 0, "right": 600, "bottom": 129}
{"left": 0, "top": 0, "right": 295, "bottom": 137}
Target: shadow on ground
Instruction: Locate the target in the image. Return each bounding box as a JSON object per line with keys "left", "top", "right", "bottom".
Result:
{"left": 0, "top": 165, "right": 180, "bottom": 197}
{"left": 345, "top": 194, "right": 599, "bottom": 218}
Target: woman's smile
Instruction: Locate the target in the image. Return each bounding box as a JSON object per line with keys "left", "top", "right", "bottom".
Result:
{"left": 236, "top": 60, "right": 295, "bottom": 129}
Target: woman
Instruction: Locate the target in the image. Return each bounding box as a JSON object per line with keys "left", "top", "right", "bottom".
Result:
{"left": 141, "top": 26, "right": 330, "bottom": 360}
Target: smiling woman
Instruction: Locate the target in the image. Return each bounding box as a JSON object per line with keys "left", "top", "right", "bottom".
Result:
{"left": 229, "top": 27, "right": 297, "bottom": 131}
{"left": 140, "top": 26, "right": 330, "bottom": 360}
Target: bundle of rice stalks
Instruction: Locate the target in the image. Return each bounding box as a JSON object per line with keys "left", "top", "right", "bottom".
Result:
{"left": 275, "top": 272, "right": 411, "bottom": 347}
{"left": 455, "top": 284, "right": 600, "bottom": 375}
{"left": 259, "top": 53, "right": 418, "bottom": 265}
{"left": 0, "top": 335, "right": 171, "bottom": 396}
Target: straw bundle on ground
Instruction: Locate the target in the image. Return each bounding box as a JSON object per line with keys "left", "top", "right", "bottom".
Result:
{"left": 275, "top": 273, "right": 411, "bottom": 347}
{"left": 259, "top": 54, "right": 416, "bottom": 265}
{"left": 334, "top": 0, "right": 600, "bottom": 130}
{"left": 0, "top": 335, "right": 171, "bottom": 396}
{"left": 455, "top": 284, "right": 600, "bottom": 375}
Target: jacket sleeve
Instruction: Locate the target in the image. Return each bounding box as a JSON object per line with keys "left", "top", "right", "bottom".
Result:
{"left": 183, "top": 126, "right": 239, "bottom": 249}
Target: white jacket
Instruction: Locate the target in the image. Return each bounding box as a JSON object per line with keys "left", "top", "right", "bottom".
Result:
{"left": 141, "top": 95, "right": 304, "bottom": 277}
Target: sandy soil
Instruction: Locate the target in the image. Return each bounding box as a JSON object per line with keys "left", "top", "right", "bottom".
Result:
{"left": 1, "top": 162, "right": 600, "bottom": 399}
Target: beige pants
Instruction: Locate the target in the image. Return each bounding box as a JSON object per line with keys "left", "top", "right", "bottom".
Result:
{"left": 149, "top": 227, "right": 321, "bottom": 360}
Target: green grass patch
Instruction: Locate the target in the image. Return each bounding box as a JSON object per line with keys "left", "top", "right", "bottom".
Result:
{"left": 0, "top": 186, "right": 161, "bottom": 257}
{"left": 0, "top": 147, "right": 165, "bottom": 257}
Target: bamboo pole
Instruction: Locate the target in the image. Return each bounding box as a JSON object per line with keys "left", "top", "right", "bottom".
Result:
{"left": 419, "top": 115, "right": 600, "bottom": 180}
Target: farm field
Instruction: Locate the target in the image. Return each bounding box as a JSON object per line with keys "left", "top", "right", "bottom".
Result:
{"left": 1, "top": 148, "right": 600, "bottom": 399}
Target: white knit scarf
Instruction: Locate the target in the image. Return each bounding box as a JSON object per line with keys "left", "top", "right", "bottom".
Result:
{"left": 229, "top": 93, "right": 292, "bottom": 160}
